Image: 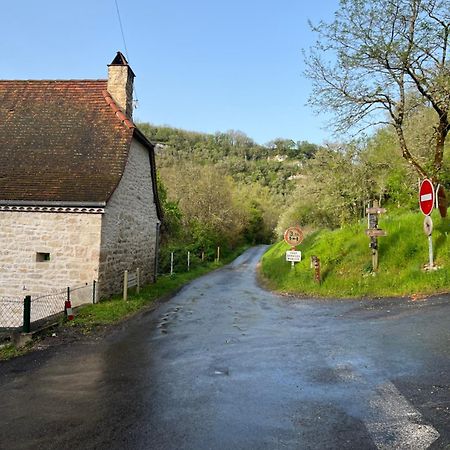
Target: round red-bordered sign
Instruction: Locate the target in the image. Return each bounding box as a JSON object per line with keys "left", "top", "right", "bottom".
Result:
{"left": 284, "top": 227, "right": 304, "bottom": 247}
{"left": 419, "top": 179, "right": 435, "bottom": 216}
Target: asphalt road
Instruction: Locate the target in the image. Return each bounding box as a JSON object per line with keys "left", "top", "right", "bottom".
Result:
{"left": 1, "top": 246, "right": 449, "bottom": 450}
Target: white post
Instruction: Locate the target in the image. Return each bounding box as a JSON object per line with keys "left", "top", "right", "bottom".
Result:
{"left": 428, "top": 235, "right": 434, "bottom": 268}
{"left": 187, "top": 251, "right": 190, "bottom": 271}
{"left": 170, "top": 252, "right": 174, "bottom": 275}
{"left": 136, "top": 268, "right": 140, "bottom": 294}
{"left": 123, "top": 270, "right": 128, "bottom": 301}
{"left": 217, "top": 247, "right": 220, "bottom": 263}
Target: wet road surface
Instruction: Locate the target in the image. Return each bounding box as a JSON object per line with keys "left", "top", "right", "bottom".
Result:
{"left": 1, "top": 246, "right": 450, "bottom": 449}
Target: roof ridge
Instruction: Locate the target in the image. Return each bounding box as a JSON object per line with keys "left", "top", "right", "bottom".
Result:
{"left": 0, "top": 79, "right": 107, "bottom": 82}
{"left": 102, "top": 90, "right": 135, "bottom": 130}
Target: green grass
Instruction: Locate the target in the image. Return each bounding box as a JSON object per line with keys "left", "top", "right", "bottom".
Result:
{"left": 261, "top": 210, "right": 449, "bottom": 298}
{"left": 0, "top": 342, "right": 35, "bottom": 361}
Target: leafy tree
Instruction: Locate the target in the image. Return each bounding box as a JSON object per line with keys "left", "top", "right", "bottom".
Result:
{"left": 156, "top": 174, "right": 183, "bottom": 242}
{"left": 305, "top": 0, "right": 450, "bottom": 181}
{"left": 278, "top": 143, "right": 374, "bottom": 231}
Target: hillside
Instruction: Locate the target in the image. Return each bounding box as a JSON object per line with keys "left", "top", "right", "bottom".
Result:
{"left": 261, "top": 210, "right": 449, "bottom": 298}
{"left": 138, "top": 122, "right": 317, "bottom": 197}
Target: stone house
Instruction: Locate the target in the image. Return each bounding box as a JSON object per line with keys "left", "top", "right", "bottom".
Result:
{"left": 0, "top": 52, "right": 162, "bottom": 303}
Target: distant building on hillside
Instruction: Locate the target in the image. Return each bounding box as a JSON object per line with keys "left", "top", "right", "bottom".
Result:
{"left": 0, "top": 52, "right": 162, "bottom": 303}
{"left": 267, "top": 154, "right": 288, "bottom": 162}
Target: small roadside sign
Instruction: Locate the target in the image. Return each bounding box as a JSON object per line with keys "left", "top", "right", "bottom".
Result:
{"left": 284, "top": 227, "right": 304, "bottom": 247}
{"left": 365, "top": 229, "right": 387, "bottom": 237}
{"left": 419, "top": 179, "right": 435, "bottom": 216}
{"left": 423, "top": 216, "right": 433, "bottom": 236}
{"left": 286, "top": 250, "right": 302, "bottom": 262}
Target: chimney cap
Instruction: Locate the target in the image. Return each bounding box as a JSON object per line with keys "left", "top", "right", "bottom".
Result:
{"left": 108, "top": 51, "right": 135, "bottom": 77}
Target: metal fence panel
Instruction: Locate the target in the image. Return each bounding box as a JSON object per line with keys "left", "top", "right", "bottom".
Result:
{"left": 0, "top": 282, "right": 96, "bottom": 332}
{"left": 0, "top": 297, "right": 24, "bottom": 329}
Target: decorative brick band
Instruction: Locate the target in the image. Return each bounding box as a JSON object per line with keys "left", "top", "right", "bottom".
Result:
{"left": 0, "top": 205, "right": 104, "bottom": 214}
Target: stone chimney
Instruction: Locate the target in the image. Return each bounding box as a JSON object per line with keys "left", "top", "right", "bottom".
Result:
{"left": 107, "top": 51, "right": 135, "bottom": 118}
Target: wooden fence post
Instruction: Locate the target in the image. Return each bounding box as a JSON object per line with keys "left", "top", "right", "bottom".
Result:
{"left": 136, "top": 268, "right": 140, "bottom": 294}
{"left": 123, "top": 270, "right": 128, "bottom": 301}
{"left": 312, "top": 256, "right": 321, "bottom": 284}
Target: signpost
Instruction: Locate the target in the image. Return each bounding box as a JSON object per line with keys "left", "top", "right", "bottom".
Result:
{"left": 284, "top": 226, "right": 304, "bottom": 270}
{"left": 366, "top": 201, "right": 387, "bottom": 271}
{"left": 419, "top": 179, "right": 437, "bottom": 270}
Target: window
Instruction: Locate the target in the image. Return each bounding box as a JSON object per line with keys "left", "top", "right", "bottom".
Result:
{"left": 36, "top": 252, "right": 50, "bottom": 262}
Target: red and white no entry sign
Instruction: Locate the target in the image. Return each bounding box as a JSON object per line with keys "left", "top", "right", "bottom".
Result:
{"left": 419, "top": 179, "right": 435, "bottom": 216}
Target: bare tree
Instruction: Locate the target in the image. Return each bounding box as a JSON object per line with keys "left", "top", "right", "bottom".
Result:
{"left": 305, "top": 0, "right": 450, "bottom": 181}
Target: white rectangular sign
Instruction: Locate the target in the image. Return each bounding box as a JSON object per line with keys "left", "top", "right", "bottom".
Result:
{"left": 286, "top": 250, "right": 302, "bottom": 262}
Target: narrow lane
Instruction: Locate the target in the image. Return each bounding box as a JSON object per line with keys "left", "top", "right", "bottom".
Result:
{"left": 0, "top": 246, "right": 449, "bottom": 449}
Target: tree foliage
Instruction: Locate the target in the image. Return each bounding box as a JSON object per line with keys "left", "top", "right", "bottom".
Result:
{"left": 305, "top": 0, "right": 450, "bottom": 181}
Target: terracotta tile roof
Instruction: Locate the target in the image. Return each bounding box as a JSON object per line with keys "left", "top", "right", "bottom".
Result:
{"left": 0, "top": 80, "right": 136, "bottom": 203}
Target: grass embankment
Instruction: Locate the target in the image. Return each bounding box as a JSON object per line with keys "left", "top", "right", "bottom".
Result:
{"left": 261, "top": 210, "right": 449, "bottom": 298}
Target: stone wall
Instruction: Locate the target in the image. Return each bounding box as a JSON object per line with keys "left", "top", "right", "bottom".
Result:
{"left": 98, "top": 138, "right": 160, "bottom": 299}
{"left": 0, "top": 212, "right": 102, "bottom": 305}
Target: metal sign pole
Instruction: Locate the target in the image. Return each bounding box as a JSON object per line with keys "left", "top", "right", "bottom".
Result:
{"left": 428, "top": 235, "right": 434, "bottom": 268}
{"left": 423, "top": 215, "right": 434, "bottom": 270}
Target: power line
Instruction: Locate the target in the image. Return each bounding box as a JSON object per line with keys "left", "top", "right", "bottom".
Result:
{"left": 114, "top": 0, "right": 129, "bottom": 61}
{"left": 114, "top": 0, "right": 139, "bottom": 108}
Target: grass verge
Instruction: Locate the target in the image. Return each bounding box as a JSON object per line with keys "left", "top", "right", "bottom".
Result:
{"left": 261, "top": 210, "right": 449, "bottom": 298}
{"left": 0, "top": 342, "right": 35, "bottom": 360}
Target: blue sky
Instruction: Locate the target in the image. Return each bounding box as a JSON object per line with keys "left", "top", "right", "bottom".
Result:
{"left": 2, "top": 1, "right": 340, "bottom": 145}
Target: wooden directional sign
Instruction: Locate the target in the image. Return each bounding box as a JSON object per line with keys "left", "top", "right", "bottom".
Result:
{"left": 419, "top": 179, "right": 435, "bottom": 216}
{"left": 366, "top": 207, "right": 387, "bottom": 215}
{"left": 284, "top": 227, "right": 304, "bottom": 246}
{"left": 365, "top": 229, "right": 387, "bottom": 237}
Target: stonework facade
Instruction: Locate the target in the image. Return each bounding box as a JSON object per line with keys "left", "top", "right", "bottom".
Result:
{"left": 98, "top": 138, "right": 160, "bottom": 298}
{"left": 0, "top": 211, "right": 102, "bottom": 305}
{"left": 0, "top": 137, "right": 160, "bottom": 303}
